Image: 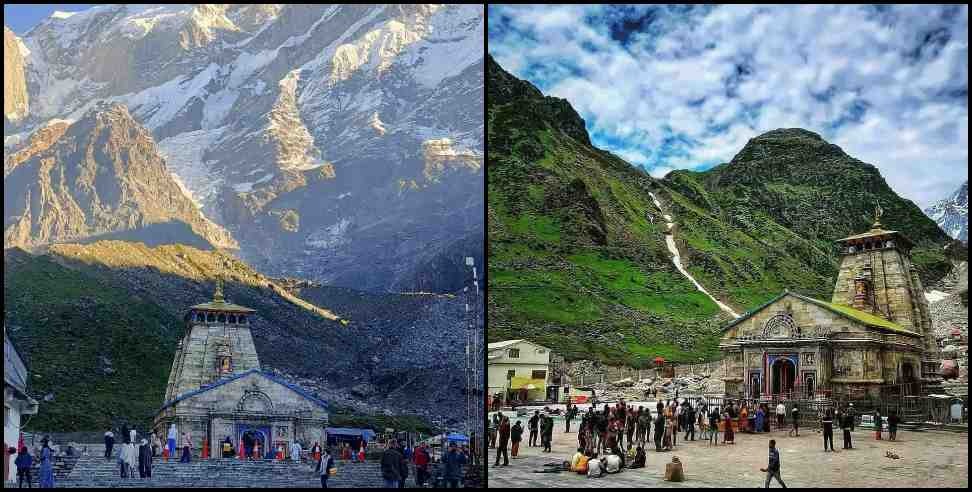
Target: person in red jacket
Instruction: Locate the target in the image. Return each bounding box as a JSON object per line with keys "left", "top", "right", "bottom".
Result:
{"left": 413, "top": 442, "right": 430, "bottom": 486}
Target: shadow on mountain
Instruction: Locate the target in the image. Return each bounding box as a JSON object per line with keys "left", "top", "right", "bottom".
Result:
{"left": 4, "top": 241, "right": 470, "bottom": 432}
{"left": 67, "top": 220, "right": 217, "bottom": 250}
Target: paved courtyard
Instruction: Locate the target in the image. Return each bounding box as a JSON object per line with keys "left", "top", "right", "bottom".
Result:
{"left": 487, "top": 410, "right": 968, "bottom": 488}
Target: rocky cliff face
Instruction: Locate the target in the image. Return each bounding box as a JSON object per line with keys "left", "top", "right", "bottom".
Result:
{"left": 7, "top": 4, "right": 484, "bottom": 293}
{"left": 925, "top": 181, "right": 968, "bottom": 243}
{"left": 488, "top": 56, "right": 957, "bottom": 367}
{"left": 3, "top": 103, "right": 236, "bottom": 250}
{"left": 3, "top": 26, "right": 29, "bottom": 123}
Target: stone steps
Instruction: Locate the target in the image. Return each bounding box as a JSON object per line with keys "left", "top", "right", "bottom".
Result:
{"left": 58, "top": 452, "right": 424, "bottom": 488}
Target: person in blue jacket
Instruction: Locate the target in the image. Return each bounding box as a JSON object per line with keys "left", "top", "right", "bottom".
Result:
{"left": 443, "top": 442, "right": 467, "bottom": 488}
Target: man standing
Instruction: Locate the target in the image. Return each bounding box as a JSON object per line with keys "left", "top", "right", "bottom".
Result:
{"left": 104, "top": 430, "right": 115, "bottom": 460}
{"left": 413, "top": 443, "right": 430, "bottom": 487}
{"left": 684, "top": 403, "right": 695, "bottom": 441}
{"left": 789, "top": 406, "right": 800, "bottom": 437}
{"left": 510, "top": 421, "right": 523, "bottom": 458}
{"left": 776, "top": 402, "right": 786, "bottom": 430}
{"left": 848, "top": 403, "right": 856, "bottom": 431}
{"left": 528, "top": 411, "right": 540, "bottom": 447}
{"left": 381, "top": 440, "right": 402, "bottom": 488}
{"left": 873, "top": 409, "right": 883, "bottom": 440}
{"left": 638, "top": 406, "right": 651, "bottom": 445}
{"left": 841, "top": 409, "right": 853, "bottom": 450}
{"left": 489, "top": 414, "right": 499, "bottom": 449}
{"left": 444, "top": 443, "right": 467, "bottom": 489}
{"left": 822, "top": 409, "right": 835, "bottom": 452}
{"left": 565, "top": 403, "right": 575, "bottom": 433}
{"left": 888, "top": 411, "right": 899, "bottom": 441}
{"left": 317, "top": 447, "right": 335, "bottom": 488}
{"left": 494, "top": 416, "right": 510, "bottom": 466}
{"left": 653, "top": 402, "right": 666, "bottom": 452}
{"left": 760, "top": 439, "right": 787, "bottom": 488}
{"left": 541, "top": 415, "right": 554, "bottom": 453}
{"left": 137, "top": 438, "right": 152, "bottom": 478}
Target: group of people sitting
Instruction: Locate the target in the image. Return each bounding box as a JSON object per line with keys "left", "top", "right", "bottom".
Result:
{"left": 569, "top": 444, "right": 648, "bottom": 478}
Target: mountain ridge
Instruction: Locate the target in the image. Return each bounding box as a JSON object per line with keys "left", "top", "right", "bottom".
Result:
{"left": 487, "top": 55, "right": 956, "bottom": 367}
{"left": 6, "top": 4, "right": 485, "bottom": 294}
{"left": 925, "top": 180, "right": 968, "bottom": 243}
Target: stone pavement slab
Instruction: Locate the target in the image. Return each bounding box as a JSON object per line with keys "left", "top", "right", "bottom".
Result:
{"left": 487, "top": 413, "right": 968, "bottom": 488}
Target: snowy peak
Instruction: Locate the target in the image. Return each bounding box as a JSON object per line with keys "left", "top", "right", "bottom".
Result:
{"left": 4, "top": 103, "right": 237, "bottom": 250}
{"left": 3, "top": 26, "right": 29, "bottom": 122}
{"left": 6, "top": 3, "right": 484, "bottom": 293}
{"left": 926, "top": 181, "right": 968, "bottom": 243}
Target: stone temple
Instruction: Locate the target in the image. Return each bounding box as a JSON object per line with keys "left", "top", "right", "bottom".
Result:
{"left": 719, "top": 211, "right": 943, "bottom": 400}
{"left": 153, "top": 276, "right": 329, "bottom": 458}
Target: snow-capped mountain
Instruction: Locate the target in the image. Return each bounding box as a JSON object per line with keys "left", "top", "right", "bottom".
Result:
{"left": 926, "top": 181, "right": 968, "bottom": 243}
{"left": 4, "top": 4, "right": 484, "bottom": 293}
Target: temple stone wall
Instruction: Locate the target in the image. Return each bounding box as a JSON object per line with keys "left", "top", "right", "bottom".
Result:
{"left": 156, "top": 372, "right": 329, "bottom": 453}
{"left": 165, "top": 322, "right": 262, "bottom": 402}
{"left": 833, "top": 247, "right": 921, "bottom": 334}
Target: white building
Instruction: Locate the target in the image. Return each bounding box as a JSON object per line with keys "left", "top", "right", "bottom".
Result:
{"left": 4, "top": 326, "right": 38, "bottom": 483}
{"left": 488, "top": 340, "right": 551, "bottom": 405}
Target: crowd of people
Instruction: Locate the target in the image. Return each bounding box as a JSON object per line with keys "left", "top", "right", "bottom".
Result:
{"left": 11, "top": 437, "right": 55, "bottom": 488}
{"left": 490, "top": 397, "right": 909, "bottom": 488}
{"left": 380, "top": 439, "right": 470, "bottom": 488}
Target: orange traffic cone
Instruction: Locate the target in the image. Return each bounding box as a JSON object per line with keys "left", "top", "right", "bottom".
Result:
{"left": 238, "top": 437, "right": 245, "bottom": 460}
{"left": 201, "top": 438, "right": 209, "bottom": 459}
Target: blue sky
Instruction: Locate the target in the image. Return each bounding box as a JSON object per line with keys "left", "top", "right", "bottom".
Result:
{"left": 489, "top": 4, "right": 969, "bottom": 208}
{"left": 4, "top": 4, "right": 93, "bottom": 33}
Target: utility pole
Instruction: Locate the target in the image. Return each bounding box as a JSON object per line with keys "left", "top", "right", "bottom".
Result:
{"left": 464, "top": 256, "right": 483, "bottom": 467}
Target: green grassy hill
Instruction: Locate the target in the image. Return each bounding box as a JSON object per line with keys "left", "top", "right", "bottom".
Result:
{"left": 486, "top": 55, "right": 957, "bottom": 367}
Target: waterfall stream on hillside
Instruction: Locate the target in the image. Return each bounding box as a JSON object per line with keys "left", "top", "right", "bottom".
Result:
{"left": 648, "top": 192, "right": 740, "bottom": 318}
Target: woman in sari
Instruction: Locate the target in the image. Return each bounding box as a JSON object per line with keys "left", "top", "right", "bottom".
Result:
{"left": 739, "top": 404, "right": 749, "bottom": 433}
{"left": 755, "top": 405, "right": 765, "bottom": 434}
{"left": 39, "top": 438, "right": 55, "bottom": 488}
{"left": 723, "top": 408, "right": 734, "bottom": 444}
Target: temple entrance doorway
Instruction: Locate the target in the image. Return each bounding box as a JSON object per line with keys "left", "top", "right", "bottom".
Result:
{"left": 771, "top": 359, "right": 796, "bottom": 396}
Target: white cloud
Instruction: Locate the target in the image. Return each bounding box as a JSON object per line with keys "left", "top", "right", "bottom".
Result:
{"left": 490, "top": 4, "right": 969, "bottom": 208}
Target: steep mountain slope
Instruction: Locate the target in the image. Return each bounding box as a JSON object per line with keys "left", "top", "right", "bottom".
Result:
{"left": 665, "top": 129, "right": 956, "bottom": 307}
{"left": 8, "top": 4, "right": 484, "bottom": 293}
{"left": 3, "top": 26, "right": 29, "bottom": 123}
{"left": 925, "top": 180, "right": 968, "bottom": 243}
{"left": 487, "top": 55, "right": 956, "bottom": 366}
{"left": 4, "top": 103, "right": 235, "bottom": 250}
{"left": 4, "top": 242, "right": 473, "bottom": 432}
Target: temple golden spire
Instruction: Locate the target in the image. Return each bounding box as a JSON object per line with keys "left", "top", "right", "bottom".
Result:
{"left": 871, "top": 203, "right": 884, "bottom": 231}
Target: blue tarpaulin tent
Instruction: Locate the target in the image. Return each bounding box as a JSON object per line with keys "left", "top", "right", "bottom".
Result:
{"left": 324, "top": 427, "right": 376, "bottom": 447}
{"left": 445, "top": 433, "right": 468, "bottom": 443}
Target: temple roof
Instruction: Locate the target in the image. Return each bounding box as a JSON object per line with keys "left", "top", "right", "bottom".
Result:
{"left": 158, "top": 368, "right": 328, "bottom": 412}
{"left": 190, "top": 299, "right": 256, "bottom": 313}
{"left": 836, "top": 227, "right": 900, "bottom": 242}
{"left": 721, "top": 291, "right": 921, "bottom": 338}
{"left": 835, "top": 207, "right": 914, "bottom": 247}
